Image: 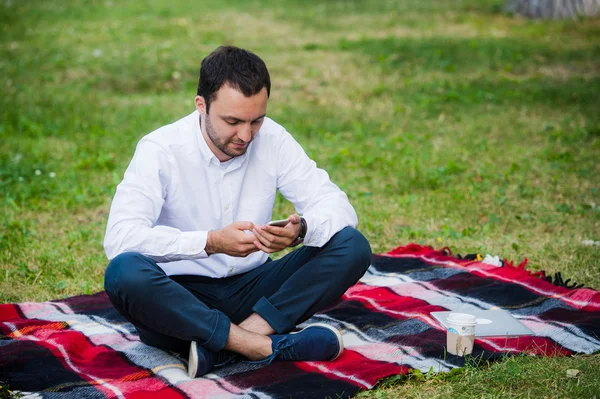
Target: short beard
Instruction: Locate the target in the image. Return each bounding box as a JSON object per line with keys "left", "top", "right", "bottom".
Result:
{"left": 203, "top": 114, "right": 249, "bottom": 159}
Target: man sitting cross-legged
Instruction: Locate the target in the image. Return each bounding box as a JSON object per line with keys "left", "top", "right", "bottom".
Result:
{"left": 103, "top": 45, "right": 372, "bottom": 377}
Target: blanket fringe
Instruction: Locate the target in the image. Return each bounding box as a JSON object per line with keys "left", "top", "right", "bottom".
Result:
{"left": 500, "top": 257, "right": 584, "bottom": 290}
{"left": 543, "top": 272, "right": 585, "bottom": 290}
{"left": 386, "top": 244, "right": 585, "bottom": 290}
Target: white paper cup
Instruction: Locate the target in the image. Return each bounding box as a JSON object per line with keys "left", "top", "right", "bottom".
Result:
{"left": 446, "top": 313, "right": 477, "bottom": 356}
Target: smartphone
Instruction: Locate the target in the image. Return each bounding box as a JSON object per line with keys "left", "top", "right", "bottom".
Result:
{"left": 268, "top": 219, "right": 289, "bottom": 227}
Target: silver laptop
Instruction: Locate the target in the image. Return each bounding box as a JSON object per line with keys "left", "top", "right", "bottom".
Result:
{"left": 430, "top": 309, "right": 534, "bottom": 337}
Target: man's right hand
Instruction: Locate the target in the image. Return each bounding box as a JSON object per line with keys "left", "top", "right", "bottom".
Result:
{"left": 205, "top": 221, "right": 259, "bottom": 257}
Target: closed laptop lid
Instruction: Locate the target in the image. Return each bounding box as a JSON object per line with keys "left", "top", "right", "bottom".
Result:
{"left": 430, "top": 309, "right": 534, "bottom": 337}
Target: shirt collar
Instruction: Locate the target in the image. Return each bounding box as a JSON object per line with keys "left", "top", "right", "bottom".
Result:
{"left": 192, "top": 110, "right": 250, "bottom": 169}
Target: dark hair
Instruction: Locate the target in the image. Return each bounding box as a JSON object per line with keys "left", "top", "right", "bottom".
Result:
{"left": 197, "top": 46, "right": 271, "bottom": 113}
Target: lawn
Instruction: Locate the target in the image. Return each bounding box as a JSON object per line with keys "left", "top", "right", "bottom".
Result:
{"left": 1, "top": 0, "right": 599, "bottom": 397}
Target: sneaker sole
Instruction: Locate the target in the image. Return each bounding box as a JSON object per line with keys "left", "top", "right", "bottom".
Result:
{"left": 293, "top": 323, "right": 344, "bottom": 360}
{"left": 188, "top": 341, "right": 198, "bottom": 378}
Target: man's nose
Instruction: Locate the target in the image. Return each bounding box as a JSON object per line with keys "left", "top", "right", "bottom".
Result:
{"left": 239, "top": 123, "right": 252, "bottom": 142}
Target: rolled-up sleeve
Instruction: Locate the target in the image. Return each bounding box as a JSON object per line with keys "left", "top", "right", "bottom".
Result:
{"left": 103, "top": 139, "right": 209, "bottom": 262}
{"left": 275, "top": 130, "right": 358, "bottom": 247}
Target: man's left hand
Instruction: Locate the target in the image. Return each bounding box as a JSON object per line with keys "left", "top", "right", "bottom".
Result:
{"left": 252, "top": 214, "right": 302, "bottom": 254}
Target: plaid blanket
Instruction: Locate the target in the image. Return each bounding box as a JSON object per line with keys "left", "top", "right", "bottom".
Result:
{"left": 1, "top": 244, "right": 599, "bottom": 399}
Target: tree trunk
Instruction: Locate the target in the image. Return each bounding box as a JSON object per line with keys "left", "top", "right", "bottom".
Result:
{"left": 505, "top": 0, "right": 600, "bottom": 19}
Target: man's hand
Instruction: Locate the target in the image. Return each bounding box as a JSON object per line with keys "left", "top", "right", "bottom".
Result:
{"left": 252, "top": 214, "right": 302, "bottom": 254}
{"left": 206, "top": 221, "right": 260, "bottom": 257}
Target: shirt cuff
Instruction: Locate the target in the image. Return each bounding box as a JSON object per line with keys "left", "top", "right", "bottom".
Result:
{"left": 301, "top": 214, "right": 326, "bottom": 247}
{"left": 177, "top": 230, "right": 209, "bottom": 259}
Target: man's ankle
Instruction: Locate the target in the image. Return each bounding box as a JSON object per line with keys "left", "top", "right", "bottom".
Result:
{"left": 244, "top": 334, "right": 273, "bottom": 360}
{"left": 224, "top": 326, "right": 273, "bottom": 360}
{"left": 238, "top": 313, "right": 275, "bottom": 336}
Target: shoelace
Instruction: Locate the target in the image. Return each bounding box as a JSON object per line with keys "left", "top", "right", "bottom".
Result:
{"left": 214, "top": 351, "right": 238, "bottom": 367}
{"left": 257, "top": 337, "right": 299, "bottom": 365}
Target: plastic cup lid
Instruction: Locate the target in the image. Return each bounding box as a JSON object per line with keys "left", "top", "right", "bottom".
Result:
{"left": 447, "top": 312, "right": 477, "bottom": 326}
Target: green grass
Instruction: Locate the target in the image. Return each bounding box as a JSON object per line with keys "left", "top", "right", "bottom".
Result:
{"left": 1, "top": 0, "right": 599, "bottom": 397}
{"left": 356, "top": 353, "right": 600, "bottom": 398}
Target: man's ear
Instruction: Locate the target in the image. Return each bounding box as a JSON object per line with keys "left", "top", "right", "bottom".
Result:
{"left": 195, "top": 96, "right": 206, "bottom": 116}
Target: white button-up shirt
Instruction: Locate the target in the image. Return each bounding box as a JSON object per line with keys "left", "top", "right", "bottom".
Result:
{"left": 104, "top": 111, "right": 358, "bottom": 277}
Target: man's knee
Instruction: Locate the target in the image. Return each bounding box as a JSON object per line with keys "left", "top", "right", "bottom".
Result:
{"left": 332, "top": 227, "right": 372, "bottom": 271}
{"left": 104, "top": 252, "right": 150, "bottom": 296}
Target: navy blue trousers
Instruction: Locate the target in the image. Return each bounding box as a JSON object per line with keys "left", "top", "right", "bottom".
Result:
{"left": 104, "top": 227, "right": 371, "bottom": 356}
